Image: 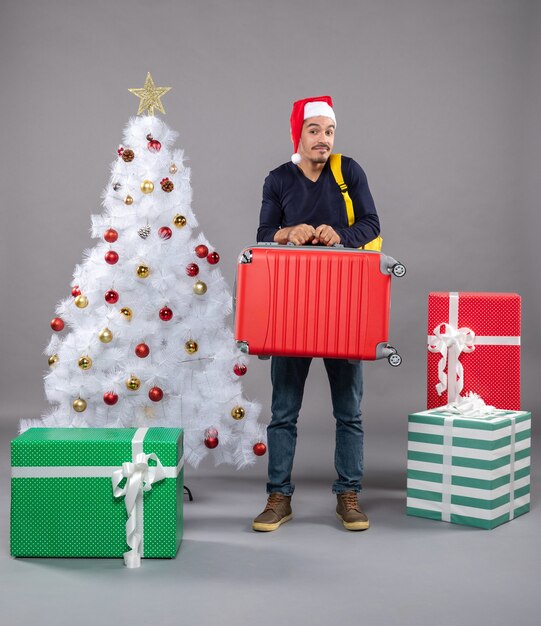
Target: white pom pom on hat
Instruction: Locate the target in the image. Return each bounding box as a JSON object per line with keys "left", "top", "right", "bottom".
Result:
{"left": 290, "top": 96, "right": 336, "bottom": 164}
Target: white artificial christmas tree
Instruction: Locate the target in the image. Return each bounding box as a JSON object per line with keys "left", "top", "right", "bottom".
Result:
{"left": 25, "top": 74, "right": 265, "bottom": 468}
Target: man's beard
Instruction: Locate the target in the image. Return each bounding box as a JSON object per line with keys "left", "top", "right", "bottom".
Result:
{"left": 310, "top": 154, "right": 329, "bottom": 164}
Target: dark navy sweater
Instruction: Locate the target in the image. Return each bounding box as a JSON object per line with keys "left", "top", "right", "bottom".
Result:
{"left": 257, "top": 156, "right": 380, "bottom": 248}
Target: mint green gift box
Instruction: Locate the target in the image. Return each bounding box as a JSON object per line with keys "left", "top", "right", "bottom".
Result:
{"left": 10, "top": 427, "right": 183, "bottom": 562}
{"left": 407, "top": 408, "right": 531, "bottom": 529}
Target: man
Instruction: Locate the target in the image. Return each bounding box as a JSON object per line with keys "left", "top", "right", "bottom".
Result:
{"left": 253, "top": 96, "right": 380, "bottom": 532}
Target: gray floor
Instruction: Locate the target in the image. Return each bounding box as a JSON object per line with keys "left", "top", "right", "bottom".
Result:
{"left": 1, "top": 418, "right": 540, "bottom": 626}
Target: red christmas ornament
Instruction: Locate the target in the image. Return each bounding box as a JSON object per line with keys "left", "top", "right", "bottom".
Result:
{"left": 207, "top": 251, "right": 220, "bottom": 265}
{"left": 204, "top": 427, "right": 219, "bottom": 449}
{"left": 71, "top": 285, "right": 81, "bottom": 297}
{"left": 195, "top": 244, "right": 209, "bottom": 258}
{"left": 204, "top": 437, "right": 219, "bottom": 449}
{"left": 104, "top": 228, "right": 118, "bottom": 243}
{"left": 233, "top": 363, "right": 247, "bottom": 376}
{"left": 148, "top": 139, "right": 162, "bottom": 153}
{"left": 50, "top": 317, "right": 64, "bottom": 332}
{"left": 117, "top": 146, "right": 124, "bottom": 156}
{"left": 185, "top": 263, "right": 199, "bottom": 277}
{"left": 159, "top": 306, "right": 173, "bottom": 321}
{"left": 158, "top": 226, "right": 172, "bottom": 240}
{"left": 103, "top": 392, "right": 118, "bottom": 406}
{"left": 104, "top": 289, "right": 119, "bottom": 304}
{"left": 135, "top": 343, "right": 150, "bottom": 358}
{"left": 149, "top": 386, "right": 164, "bottom": 402}
{"left": 104, "top": 250, "right": 119, "bottom": 265}
{"left": 253, "top": 442, "right": 267, "bottom": 457}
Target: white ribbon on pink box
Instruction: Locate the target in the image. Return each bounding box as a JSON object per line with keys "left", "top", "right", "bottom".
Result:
{"left": 427, "top": 292, "right": 521, "bottom": 403}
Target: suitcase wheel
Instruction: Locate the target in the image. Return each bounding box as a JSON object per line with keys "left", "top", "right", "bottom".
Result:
{"left": 391, "top": 263, "right": 406, "bottom": 278}
{"left": 388, "top": 352, "right": 402, "bottom": 367}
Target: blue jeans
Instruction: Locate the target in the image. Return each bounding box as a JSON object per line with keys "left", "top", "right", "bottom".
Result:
{"left": 266, "top": 356, "right": 364, "bottom": 496}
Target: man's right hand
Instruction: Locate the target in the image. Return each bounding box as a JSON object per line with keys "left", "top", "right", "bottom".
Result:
{"left": 274, "top": 224, "right": 316, "bottom": 245}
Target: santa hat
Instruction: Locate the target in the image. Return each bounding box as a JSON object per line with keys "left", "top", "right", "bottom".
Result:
{"left": 290, "top": 96, "right": 336, "bottom": 164}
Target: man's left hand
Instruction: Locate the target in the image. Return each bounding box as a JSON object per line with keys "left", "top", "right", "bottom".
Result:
{"left": 313, "top": 225, "right": 341, "bottom": 246}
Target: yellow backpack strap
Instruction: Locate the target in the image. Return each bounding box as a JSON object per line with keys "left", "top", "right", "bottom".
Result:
{"left": 329, "top": 153, "right": 355, "bottom": 226}
{"left": 361, "top": 235, "right": 383, "bottom": 251}
{"left": 329, "top": 153, "right": 382, "bottom": 251}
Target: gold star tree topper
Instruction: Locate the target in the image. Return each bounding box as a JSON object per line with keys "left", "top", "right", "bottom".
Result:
{"left": 128, "top": 72, "right": 171, "bottom": 116}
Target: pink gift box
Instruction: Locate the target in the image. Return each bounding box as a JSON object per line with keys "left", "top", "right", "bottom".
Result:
{"left": 427, "top": 292, "right": 521, "bottom": 410}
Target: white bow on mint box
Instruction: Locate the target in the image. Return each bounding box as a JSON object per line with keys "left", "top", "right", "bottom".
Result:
{"left": 432, "top": 394, "right": 519, "bottom": 524}
{"left": 427, "top": 292, "right": 521, "bottom": 403}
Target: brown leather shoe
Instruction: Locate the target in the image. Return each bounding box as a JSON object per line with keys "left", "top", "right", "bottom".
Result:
{"left": 336, "top": 492, "right": 370, "bottom": 531}
{"left": 252, "top": 493, "right": 293, "bottom": 532}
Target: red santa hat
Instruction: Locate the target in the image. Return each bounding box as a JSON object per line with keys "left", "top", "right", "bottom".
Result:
{"left": 290, "top": 96, "right": 336, "bottom": 164}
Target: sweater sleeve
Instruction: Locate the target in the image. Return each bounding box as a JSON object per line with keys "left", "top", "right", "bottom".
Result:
{"left": 257, "top": 172, "right": 282, "bottom": 242}
{"left": 334, "top": 159, "right": 381, "bottom": 249}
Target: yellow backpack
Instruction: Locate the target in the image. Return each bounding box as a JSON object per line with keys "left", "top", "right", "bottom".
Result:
{"left": 329, "top": 153, "right": 382, "bottom": 251}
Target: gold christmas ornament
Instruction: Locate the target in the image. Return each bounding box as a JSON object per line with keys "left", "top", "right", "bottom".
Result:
{"left": 99, "top": 327, "right": 113, "bottom": 343}
{"left": 184, "top": 340, "right": 198, "bottom": 354}
{"left": 128, "top": 72, "right": 171, "bottom": 116}
{"left": 136, "top": 264, "right": 150, "bottom": 278}
{"left": 73, "top": 398, "right": 87, "bottom": 413}
{"left": 126, "top": 375, "right": 141, "bottom": 391}
{"left": 48, "top": 354, "right": 59, "bottom": 367}
{"left": 140, "top": 179, "right": 154, "bottom": 194}
{"left": 173, "top": 214, "right": 187, "bottom": 228}
{"left": 231, "top": 406, "right": 246, "bottom": 421}
{"left": 120, "top": 307, "right": 133, "bottom": 320}
{"left": 124, "top": 194, "right": 134, "bottom": 205}
{"left": 169, "top": 163, "right": 178, "bottom": 174}
{"left": 74, "top": 294, "right": 89, "bottom": 308}
{"left": 78, "top": 355, "right": 93, "bottom": 370}
{"left": 193, "top": 280, "right": 207, "bottom": 295}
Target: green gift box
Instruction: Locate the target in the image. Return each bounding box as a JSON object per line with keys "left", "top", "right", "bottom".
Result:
{"left": 407, "top": 408, "right": 531, "bottom": 529}
{"left": 11, "top": 427, "right": 183, "bottom": 566}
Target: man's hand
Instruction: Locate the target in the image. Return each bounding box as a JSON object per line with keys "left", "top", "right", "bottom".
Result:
{"left": 274, "top": 224, "right": 316, "bottom": 245}
{"left": 313, "top": 224, "right": 341, "bottom": 246}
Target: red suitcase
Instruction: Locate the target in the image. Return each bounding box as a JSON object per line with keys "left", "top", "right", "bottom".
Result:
{"left": 234, "top": 244, "right": 405, "bottom": 364}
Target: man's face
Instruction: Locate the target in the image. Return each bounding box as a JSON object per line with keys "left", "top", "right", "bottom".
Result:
{"left": 296, "top": 115, "right": 335, "bottom": 164}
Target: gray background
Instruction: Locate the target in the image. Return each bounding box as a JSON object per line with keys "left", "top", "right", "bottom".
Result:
{"left": 0, "top": 1, "right": 540, "bottom": 625}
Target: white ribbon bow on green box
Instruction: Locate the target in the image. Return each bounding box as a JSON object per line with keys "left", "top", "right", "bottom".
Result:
{"left": 111, "top": 428, "right": 172, "bottom": 568}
